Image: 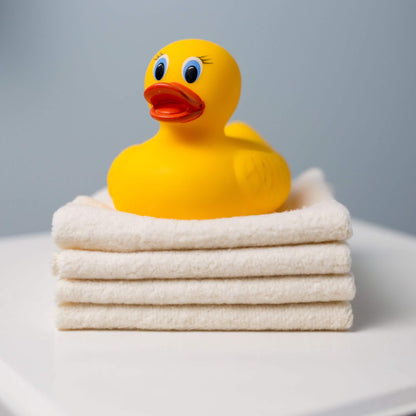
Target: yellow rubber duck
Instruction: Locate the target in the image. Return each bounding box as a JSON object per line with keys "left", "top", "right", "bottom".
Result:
{"left": 108, "top": 39, "right": 290, "bottom": 219}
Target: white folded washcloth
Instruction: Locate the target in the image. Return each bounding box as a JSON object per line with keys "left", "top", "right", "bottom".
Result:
{"left": 52, "top": 168, "right": 352, "bottom": 252}
{"left": 53, "top": 242, "right": 350, "bottom": 280}
{"left": 56, "top": 302, "right": 353, "bottom": 330}
{"left": 56, "top": 274, "right": 355, "bottom": 305}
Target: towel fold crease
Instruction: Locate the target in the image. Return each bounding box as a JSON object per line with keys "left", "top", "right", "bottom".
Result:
{"left": 56, "top": 302, "right": 353, "bottom": 331}
{"left": 53, "top": 242, "right": 351, "bottom": 279}
{"left": 56, "top": 274, "right": 355, "bottom": 305}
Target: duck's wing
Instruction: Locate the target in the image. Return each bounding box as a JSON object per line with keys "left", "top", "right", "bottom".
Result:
{"left": 234, "top": 149, "right": 291, "bottom": 208}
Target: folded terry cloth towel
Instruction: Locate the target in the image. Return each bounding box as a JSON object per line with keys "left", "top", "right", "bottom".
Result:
{"left": 53, "top": 242, "right": 350, "bottom": 280}
{"left": 56, "top": 274, "right": 355, "bottom": 305}
{"left": 56, "top": 302, "right": 353, "bottom": 330}
{"left": 52, "top": 168, "right": 352, "bottom": 252}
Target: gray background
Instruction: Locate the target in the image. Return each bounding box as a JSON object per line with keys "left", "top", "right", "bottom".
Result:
{"left": 1, "top": 0, "right": 415, "bottom": 237}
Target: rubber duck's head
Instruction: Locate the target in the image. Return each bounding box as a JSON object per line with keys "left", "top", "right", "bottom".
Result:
{"left": 144, "top": 39, "right": 241, "bottom": 133}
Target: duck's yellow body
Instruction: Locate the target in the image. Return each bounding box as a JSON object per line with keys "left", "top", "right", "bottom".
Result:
{"left": 108, "top": 39, "right": 290, "bottom": 219}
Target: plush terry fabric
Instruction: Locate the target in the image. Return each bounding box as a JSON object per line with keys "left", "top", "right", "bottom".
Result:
{"left": 52, "top": 169, "right": 352, "bottom": 252}
{"left": 53, "top": 168, "right": 355, "bottom": 331}
{"left": 56, "top": 274, "right": 355, "bottom": 305}
{"left": 53, "top": 242, "right": 351, "bottom": 280}
{"left": 56, "top": 302, "right": 353, "bottom": 331}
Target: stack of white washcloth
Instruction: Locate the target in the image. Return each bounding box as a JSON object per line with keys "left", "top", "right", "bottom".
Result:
{"left": 52, "top": 168, "right": 355, "bottom": 331}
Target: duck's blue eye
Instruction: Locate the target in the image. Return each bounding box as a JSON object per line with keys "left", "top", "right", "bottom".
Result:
{"left": 182, "top": 57, "right": 203, "bottom": 83}
{"left": 154, "top": 54, "right": 168, "bottom": 80}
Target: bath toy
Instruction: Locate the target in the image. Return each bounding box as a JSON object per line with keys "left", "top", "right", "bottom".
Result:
{"left": 108, "top": 39, "right": 291, "bottom": 219}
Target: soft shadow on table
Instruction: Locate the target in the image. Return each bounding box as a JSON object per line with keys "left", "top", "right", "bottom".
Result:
{"left": 0, "top": 401, "right": 14, "bottom": 416}
{"left": 351, "top": 244, "right": 416, "bottom": 331}
{"left": 307, "top": 385, "right": 416, "bottom": 416}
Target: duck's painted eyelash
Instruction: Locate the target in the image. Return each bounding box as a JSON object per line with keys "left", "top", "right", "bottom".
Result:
{"left": 153, "top": 53, "right": 212, "bottom": 64}
{"left": 198, "top": 55, "right": 213, "bottom": 64}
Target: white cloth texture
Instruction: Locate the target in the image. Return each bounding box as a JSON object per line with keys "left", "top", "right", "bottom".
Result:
{"left": 56, "top": 302, "right": 353, "bottom": 331}
{"left": 53, "top": 168, "right": 354, "bottom": 331}
{"left": 53, "top": 242, "right": 351, "bottom": 279}
{"left": 56, "top": 274, "right": 355, "bottom": 305}
{"left": 52, "top": 168, "right": 352, "bottom": 252}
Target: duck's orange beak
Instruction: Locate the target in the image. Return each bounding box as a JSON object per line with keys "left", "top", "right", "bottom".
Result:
{"left": 144, "top": 82, "right": 205, "bottom": 123}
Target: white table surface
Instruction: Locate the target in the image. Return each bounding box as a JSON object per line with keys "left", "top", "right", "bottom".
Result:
{"left": 0, "top": 219, "right": 416, "bottom": 416}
